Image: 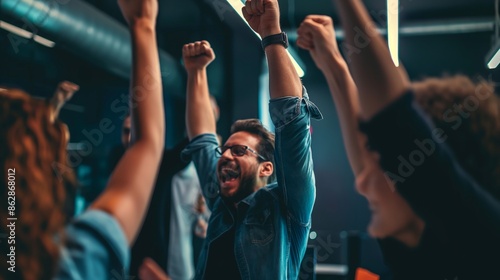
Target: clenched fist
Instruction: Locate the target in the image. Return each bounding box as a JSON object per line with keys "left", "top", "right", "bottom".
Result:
{"left": 182, "top": 41, "right": 216, "bottom": 72}
{"left": 297, "top": 15, "right": 342, "bottom": 72}
{"left": 242, "top": 0, "right": 281, "bottom": 38}
{"left": 49, "top": 80, "right": 79, "bottom": 120}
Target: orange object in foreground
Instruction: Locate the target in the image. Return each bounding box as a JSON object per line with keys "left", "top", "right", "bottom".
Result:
{"left": 355, "top": 267, "right": 380, "bottom": 280}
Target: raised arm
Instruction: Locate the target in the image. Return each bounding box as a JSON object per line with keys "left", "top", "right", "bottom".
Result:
{"left": 182, "top": 41, "right": 220, "bottom": 210}
{"left": 48, "top": 80, "right": 79, "bottom": 122}
{"left": 334, "top": 0, "right": 500, "bottom": 236}
{"left": 334, "top": 0, "right": 410, "bottom": 119}
{"left": 243, "top": 0, "right": 322, "bottom": 224}
{"left": 297, "top": 15, "right": 368, "bottom": 175}
{"left": 242, "top": 0, "right": 302, "bottom": 98}
{"left": 90, "top": 0, "right": 165, "bottom": 244}
{"left": 183, "top": 41, "right": 216, "bottom": 140}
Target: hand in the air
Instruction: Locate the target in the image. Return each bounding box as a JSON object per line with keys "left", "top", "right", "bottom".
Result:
{"left": 242, "top": 0, "right": 281, "bottom": 38}
{"left": 182, "top": 40, "right": 216, "bottom": 72}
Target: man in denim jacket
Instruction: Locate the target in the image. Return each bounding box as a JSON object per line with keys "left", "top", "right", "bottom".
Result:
{"left": 181, "top": 0, "right": 322, "bottom": 279}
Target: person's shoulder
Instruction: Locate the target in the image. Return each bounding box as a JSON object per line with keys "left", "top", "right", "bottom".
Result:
{"left": 56, "top": 210, "right": 129, "bottom": 279}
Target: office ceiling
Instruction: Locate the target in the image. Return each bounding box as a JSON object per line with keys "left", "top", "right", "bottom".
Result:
{"left": 1, "top": 0, "right": 497, "bottom": 88}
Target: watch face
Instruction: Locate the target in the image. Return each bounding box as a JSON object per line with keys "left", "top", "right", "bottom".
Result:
{"left": 282, "top": 33, "right": 289, "bottom": 48}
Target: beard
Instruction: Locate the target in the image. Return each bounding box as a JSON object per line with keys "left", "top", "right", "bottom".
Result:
{"left": 219, "top": 161, "right": 259, "bottom": 203}
{"left": 227, "top": 172, "right": 258, "bottom": 203}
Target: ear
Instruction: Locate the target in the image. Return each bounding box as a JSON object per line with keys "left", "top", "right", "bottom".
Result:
{"left": 259, "top": 162, "right": 273, "bottom": 178}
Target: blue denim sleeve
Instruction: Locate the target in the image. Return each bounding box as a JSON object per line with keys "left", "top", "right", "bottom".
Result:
{"left": 55, "top": 210, "right": 129, "bottom": 280}
{"left": 181, "top": 134, "right": 220, "bottom": 211}
{"left": 269, "top": 87, "right": 323, "bottom": 225}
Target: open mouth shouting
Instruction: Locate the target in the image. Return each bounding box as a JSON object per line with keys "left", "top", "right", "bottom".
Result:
{"left": 218, "top": 161, "right": 241, "bottom": 189}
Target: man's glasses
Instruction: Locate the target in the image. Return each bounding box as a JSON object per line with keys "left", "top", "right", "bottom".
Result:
{"left": 215, "top": 145, "right": 267, "bottom": 161}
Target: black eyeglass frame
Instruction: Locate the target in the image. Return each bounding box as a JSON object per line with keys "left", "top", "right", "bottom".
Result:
{"left": 215, "top": 145, "right": 267, "bottom": 161}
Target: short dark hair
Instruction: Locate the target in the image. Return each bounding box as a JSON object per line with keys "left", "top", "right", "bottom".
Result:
{"left": 230, "top": 119, "right": 276, "bottom": 183}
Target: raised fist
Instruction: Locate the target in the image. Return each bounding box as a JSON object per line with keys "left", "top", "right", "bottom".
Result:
{"left": 297, "top": 15, "right": 341, "bottom": 72}
{"left": 182, "top": 41, "right": 216, "bottom": 72}
{"left": 53, "top": 81, "right": 79, "bottom": 104}
{"left": 242, "top": 0, "right": 281, "bottom": 38}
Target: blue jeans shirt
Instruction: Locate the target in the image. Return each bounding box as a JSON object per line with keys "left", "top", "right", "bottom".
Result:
{"left": 182, "top": 88, "right": 322, "bottom": 280}
{"left": 55, "top": 210, "right": 129, "bottom": 279}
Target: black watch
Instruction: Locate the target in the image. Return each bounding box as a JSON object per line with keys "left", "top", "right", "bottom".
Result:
{"left": 261, "top": 32, "right": 289, "bottom": 50}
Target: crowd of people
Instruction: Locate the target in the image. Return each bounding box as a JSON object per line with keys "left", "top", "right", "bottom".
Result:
{"left": 1, "top": 0, "right": 499, "bottom": 279}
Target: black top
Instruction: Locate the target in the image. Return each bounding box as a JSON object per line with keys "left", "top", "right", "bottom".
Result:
{"left": 127, "top": 138, "right": 191, "bottom": 277}
{"left": 378, "top": 220, "right": 454, "bottom": 280}
{"left": 204, "top": 225, "right": 242, "bottom": 280}
{"left": 360, "top": 92, "right": 500, "bottom": 279}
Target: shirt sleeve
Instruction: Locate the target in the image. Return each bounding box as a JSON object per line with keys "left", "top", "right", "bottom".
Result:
{"left": 269, "top": 86, "right": 323, "bottom": 225}
{"left": 359, "top": 91, "right": 500, "bottom": 236}
{"left": 181, "top": 134, "right": 220, "bottom": 211}
{"left": 55, "top": 210, "right": 129, "bottom": 279}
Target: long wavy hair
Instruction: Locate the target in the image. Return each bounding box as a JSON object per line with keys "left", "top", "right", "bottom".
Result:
{"left": 0, "top": 88, "right": 76, "bottom": 280}
{"left": 413, "top": 75, "right": 500, "bottom": 201}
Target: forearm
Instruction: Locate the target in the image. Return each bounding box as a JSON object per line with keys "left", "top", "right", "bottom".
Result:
{"left": 265, "top": 45, "right": 302, "bottom": 99}
{"left": 48, "top": 96, "right": 62, "bottom": 120}
{"left": 322, "top": 53, "right": 367, "bottom": 175}
{"left": 92, "top": 143, "right": 162, "bottom": 244}
{"left": 91, "top": 18, "right": 165, "bottom": 245}
{"left": 129, "top": 20, "right": 165, "bottom": 148}
{"left": 335, "top": 0, "right": 409, "bottom": 120}
{"left": 270, "top": 91, "right": 322, "bottom": 224}
{"left": 186, "top": 69, "right": 216, "bottom": 140}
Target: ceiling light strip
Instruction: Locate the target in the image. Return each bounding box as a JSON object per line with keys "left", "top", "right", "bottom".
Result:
{"left": 387, "top": 0, "right": 399, "bottom": 67}
{"left": 0, "top": 20, "right": 55, "bottom": 48}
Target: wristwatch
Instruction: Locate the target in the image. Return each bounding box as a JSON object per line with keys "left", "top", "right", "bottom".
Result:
{"left": 261, "top": 32, "right": 289, "bottom": 50}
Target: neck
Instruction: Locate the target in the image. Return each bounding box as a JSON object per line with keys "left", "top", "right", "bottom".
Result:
{"left": 393, "top": 218, "right": 426, "bottom": 248}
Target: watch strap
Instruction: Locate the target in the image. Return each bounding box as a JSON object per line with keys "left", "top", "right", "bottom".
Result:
{"left": 261, "top": 32, "right": 289, "bottom": 50}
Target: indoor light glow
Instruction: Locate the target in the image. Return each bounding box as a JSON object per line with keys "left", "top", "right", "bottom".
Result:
{"left": 387, "top": 0, "right": 399, "bottom": 67}
{"left": 226, "top": 0, "right": 305, "bottom": 77}
{"left": 0, "top": 20, "right": 55, "bottom": 48}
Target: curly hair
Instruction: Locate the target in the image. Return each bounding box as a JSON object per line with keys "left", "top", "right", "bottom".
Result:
{"left": 0, "top": 89, "right": 76, "bottom": 280}
{"left": 230, "top": 119, "right": 276, "bottom": 183}
{"left": 412, "top": 75, "right": 500, "bottom": 201}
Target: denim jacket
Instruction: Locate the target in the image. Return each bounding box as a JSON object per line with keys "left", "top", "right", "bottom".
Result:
{"left": 55, "top": 210, "right": 129, "bottom": 279}
{"left": 182, "top": 88, "right": 322, "bottom": 280}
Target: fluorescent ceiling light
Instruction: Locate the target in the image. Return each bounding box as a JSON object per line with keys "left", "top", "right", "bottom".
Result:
{"left": 486, "top": 0, "right": 500, "bottom": 69}
{"left": 0, "top": 20, "right": 55, "bottom": 48}
{"left": 226, "top": 0, "right": 305, "bottom": 77}
{"left": 387, "top": 0, "right": 399, "bottom": 67}
{"left": 486, "top": 40, "right": 500, "bottom": 69}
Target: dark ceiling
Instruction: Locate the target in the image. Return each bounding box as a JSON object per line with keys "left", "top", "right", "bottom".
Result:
{"left": 2, "top": 0, "right": 498, "bottom": 94}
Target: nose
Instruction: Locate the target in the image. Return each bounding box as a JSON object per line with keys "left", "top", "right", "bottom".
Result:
{"left": 354, "top": 169, "right": 371, "bottom": 196}
{"left": 220, "top": 147, "right": 235, "bottom": 160}
{"left": 355, "top": 179, "right": 368, "bottom": 196}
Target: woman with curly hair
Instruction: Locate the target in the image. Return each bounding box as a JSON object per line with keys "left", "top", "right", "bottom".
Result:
{"left": 0, "top": 0, "right": 164, "bottom": 279}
